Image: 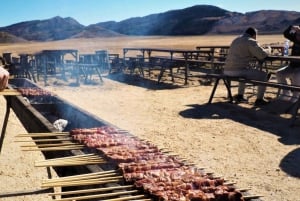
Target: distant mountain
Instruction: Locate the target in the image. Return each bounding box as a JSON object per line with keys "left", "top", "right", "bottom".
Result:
{"left": 97, "top": 5, "right": 230, "bottom": 35}
{"left": 0, "top": 16, "right": 85, "bottom": 41}
{"left": 1, "top": 5, "right": 300, "bottom": 42}
{"left": 0, "top": 31, "right": 27, "bottom": 43}
{"left": 71, "top": 25, "right": 124, "bottom": 38}
{"left": 209, "top": 10, "right": 300, "bottom": 34}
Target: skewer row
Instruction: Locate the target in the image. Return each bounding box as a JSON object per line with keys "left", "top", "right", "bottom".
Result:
{"left": 16, "top": 130, "right": 263, "bottom": 201}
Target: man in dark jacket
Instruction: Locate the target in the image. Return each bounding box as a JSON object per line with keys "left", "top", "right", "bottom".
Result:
{"left": 276, "top": 25, "right": 300, "bottom": 102}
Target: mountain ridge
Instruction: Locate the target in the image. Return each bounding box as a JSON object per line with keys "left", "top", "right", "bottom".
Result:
{"left": 0, "top": 5, "right": 300, "bottom": 42}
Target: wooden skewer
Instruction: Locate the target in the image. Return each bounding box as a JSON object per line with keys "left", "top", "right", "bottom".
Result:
{"left": 237, "top": 188, "right": 251, "bottom": 192}
{"left": 35, "top": 160, "right": 107, "bottom": 167}
{"left": 43, "top": 172, "right": 120, "bottom": 184}
{"left": 43, "top": 170, "right": 118, "bottom": 182}
{"left": 36, "top": 155, "right": 104, "bottom": 163}
{"left": 129, "top": 200, "right": 151, "bottom": 201}
{"left": 44, "top": 161, "right": 105, "bottom": 166}
{"left": 48, "top": 185, "right": 134, "bottom": 196}
{"left": 43, "top": 175, "right": 123, "bottom": 184}
{"left": 129, "top": 200, "right": 152, "bottom": 201}
{"left": 0, "top": 89, "right": 21, "bottom": 96}
{"left": 22, "top": 145, "right": 84, "bottom": 151}
{"left": 37, "top": 153, "right": 98, "bottom": 161}
{"left": 0, "top": 91, "right": 21, "bottom": 96}
{"left": 20, "top": 142, "right": 80, "bottom": 147}
{"left": 100, "top": 195, "right": 146, "bottom": 201}
{"left": 36, "top": 159, "right": 106, "bottom": 165}
{"left": 15, "top": 138, "right": 73, "bottom": 142}
{"left": 41, "top": 178, "right": 121, "bottom": 188}
{"left": 36, "top": 157, "right": 104, "bottom": 163}
{"left": 224, "top": 182, "right": 236, "bottom": 186}
{"left": 53, "top": 190, "right": 139, "bottom": 201}
{"left": 243, "top": 195, "right": 264, "bottom": 200}
{"left": 42, "top": 176, "right": 124, "bottom": 187}
{"left": 35, "top": 155, "right": 106, "bottom": 166}
{"left": 4, "top": 88, "right": 19, "bottom": 92}
{"left": 16, "top": 132, "right": 69, "bottom": 137}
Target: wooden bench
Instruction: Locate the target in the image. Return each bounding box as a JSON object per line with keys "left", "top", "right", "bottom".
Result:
{"left": 207, "top": 73, "right": 300, "bottom": 126}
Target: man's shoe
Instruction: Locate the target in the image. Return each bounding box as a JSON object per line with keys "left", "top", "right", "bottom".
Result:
{"left": 234, "top": 94, "right": 248, "bottom": 103}
{"left": 254, "top": 99, "right": 269, "bottom": 106}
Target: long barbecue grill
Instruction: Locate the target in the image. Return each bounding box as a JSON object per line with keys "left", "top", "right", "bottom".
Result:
{"left": 0, "top": 78, "right": 262, "bottom": 201}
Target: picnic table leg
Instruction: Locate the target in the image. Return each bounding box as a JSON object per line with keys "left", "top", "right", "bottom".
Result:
{"left": 158, "top": 66, "right": 165, "bottom": 83}
{"left": 184, "top": 60, "right": 189, "bottom": 85}
{"left": 95, "top": 66, "right": 103, "bottom": 83}
{"left": 208, "top": 77, "right": 221, "bottom": 104}
{"left": 208, "top": 77, "right": 234, "bottom": 104}
{"left": 223, "top": 78, "right": 234, "bottom": 103}
{"left": 170, "top": 66, "right": 174, "bottom": 82}
{"left": 287, "top": 99, "right": 300, "bottom": 127}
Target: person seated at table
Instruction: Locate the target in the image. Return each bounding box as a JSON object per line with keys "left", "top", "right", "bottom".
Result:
{"left": 223, "top": 27, "right": 270, "bottom": 106}
{"left": 276, "top": 25, "right": 300, "bottom": 102}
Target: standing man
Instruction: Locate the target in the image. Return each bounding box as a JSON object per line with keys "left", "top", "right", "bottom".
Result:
{"left": 224, "top": 27, "right": 269, "bottom": 106}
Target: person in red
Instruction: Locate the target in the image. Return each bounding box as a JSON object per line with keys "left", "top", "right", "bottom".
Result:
{"left": 276, "top": 25, "right": 300, "bottom": 102}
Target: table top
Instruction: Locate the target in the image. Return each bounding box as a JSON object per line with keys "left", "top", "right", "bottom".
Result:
{"left": 266, "top": 55, "right": 300, "bottom": 62}
{"left": 196, "top": 45, "right": 230, "bottom": 49}
{"left": 123, "top": 47, "right": 213, "bottom": 54}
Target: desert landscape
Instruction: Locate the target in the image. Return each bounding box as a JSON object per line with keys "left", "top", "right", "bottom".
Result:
{"left": 0, "top": 35, "right": 300, "bottom": 201}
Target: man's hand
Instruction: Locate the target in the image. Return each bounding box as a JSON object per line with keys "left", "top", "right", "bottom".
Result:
{"left": 0, "top": 66, "right": 9, "bottom": 91}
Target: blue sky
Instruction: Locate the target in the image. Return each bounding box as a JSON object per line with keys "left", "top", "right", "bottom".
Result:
{"left": 1, "top": 0, "right": 300, "bottom": 27}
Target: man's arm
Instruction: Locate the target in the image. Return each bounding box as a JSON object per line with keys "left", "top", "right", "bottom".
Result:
{"left": 248, "top": 40, "right": 269, "bottom": 61}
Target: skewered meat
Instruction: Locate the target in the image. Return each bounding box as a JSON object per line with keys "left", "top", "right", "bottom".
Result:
{"left": 17, "top": 87, "right": 54, "bottom": 96}
{"left": 70, "top": 126, "right": 245, "bottom": 201}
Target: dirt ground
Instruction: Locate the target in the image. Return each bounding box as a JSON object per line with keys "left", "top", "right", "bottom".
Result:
{"left": 0, "top": 71, "right": 299, "bottom": 201}
{"left": 0, "top": 35, "right": 299, "bottom": 201}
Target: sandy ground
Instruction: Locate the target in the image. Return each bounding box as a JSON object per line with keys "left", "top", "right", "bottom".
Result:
{"left": 0, "top": 71, "right": 299, "bottom": 201}
{"left": 0, "top": 34, "right": 297, "bottom": 201}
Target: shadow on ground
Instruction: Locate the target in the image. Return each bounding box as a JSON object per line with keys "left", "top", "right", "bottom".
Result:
{"left": 179, "top": 101, "right": 300, "bottom": 145}
{"left": 179, "top": 101, "right": 300, "bottom": 178}
{"left": 105, "top": 73, "right": 186, "bottom": 90}
{"left": 280, "top": 147, "right": 300, "bottom": 178}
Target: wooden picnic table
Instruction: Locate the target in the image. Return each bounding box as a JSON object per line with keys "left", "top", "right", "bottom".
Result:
{"left": 123, "top": 48, "right": 217, "bottom": 84}
{"left": 34, "top": 49, "right": 78, "bottom": 85}
{"left": 196, "top": 45, "right": 230, "bottom": 61}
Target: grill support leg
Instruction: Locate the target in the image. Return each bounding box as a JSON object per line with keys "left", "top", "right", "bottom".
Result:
{"left": 0, "top": 97, "right": 11, "bottom": 154}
